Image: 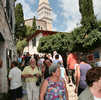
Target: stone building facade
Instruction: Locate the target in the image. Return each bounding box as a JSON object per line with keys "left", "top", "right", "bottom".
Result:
{"left": 0, "top": 0, "right": 16, "bottom": 94}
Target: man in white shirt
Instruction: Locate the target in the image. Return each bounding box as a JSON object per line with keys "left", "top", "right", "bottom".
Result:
{"left": 53, "top": 51, "right": 63, "bottom": 63}
{"left": 8, "top": 61, "right": 22, "bottom": 100}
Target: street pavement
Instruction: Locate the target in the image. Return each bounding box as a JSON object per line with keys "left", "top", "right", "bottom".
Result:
{"left": 22, "top": 95, "right": 27, "bottom": 100}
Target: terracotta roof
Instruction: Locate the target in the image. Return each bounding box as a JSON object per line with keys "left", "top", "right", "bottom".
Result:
{"left": 27, "top": 30, "right": 58, "bottom": 41}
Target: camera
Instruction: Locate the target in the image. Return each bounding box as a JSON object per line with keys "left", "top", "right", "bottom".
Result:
{"left": 36, "top": 76, "right": 41, "bottom": 86}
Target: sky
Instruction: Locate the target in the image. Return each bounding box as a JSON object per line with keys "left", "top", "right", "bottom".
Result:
{"left": 16, "top": 0, "right": 101, "bottom": 32}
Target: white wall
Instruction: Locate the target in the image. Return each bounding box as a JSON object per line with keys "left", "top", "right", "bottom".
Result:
{"left": 23, "top": 33, "right": 43, "bottom": 54}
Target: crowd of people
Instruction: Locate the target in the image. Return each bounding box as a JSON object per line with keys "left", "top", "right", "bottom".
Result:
{"left": 8, "top": 51, "right": 101, "bottom": 100}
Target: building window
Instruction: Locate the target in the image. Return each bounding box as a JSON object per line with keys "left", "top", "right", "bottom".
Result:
{"left": 32, "top": 37, "right": 36, "bottom": 46}
{"left": 37, "top": 26, "right": 40, "bottom": 30}
{"left": 94, "top": 52, "right": 100, "bottom": 59}
{"left": 38, "top": 26, "right": 40, "bottom": 30}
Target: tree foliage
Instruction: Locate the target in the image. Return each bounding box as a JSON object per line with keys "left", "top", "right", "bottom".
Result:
{"left": 79, "top": 0, "right": 97, "bottom": 28}
{"left": 15, "top": 3, "right": 27, "bottom": 55}
{"left": 37, "top": 33, "right": 74, "bottom": 54}
{"left": 31, "top": 16, "right": 37, "bottom": 34}
{"left": 71, "top": 27, "right": 101, "bottom": 52}
{"left": 16, "top": 39, "right": 27, "bottom": 53}
{"left": 15, "top": 3, "right": 26, "bottom": 39}
{"left": 38, "top": 26, "right": 101, "bottom": 54}
{"left": 72, "top": 0, "right": 101, "bottom": 52}
{"left": 26, "top": 26, "right": 32, "bottom": 36}
{"left": 25, "top": 16, "right": 37, "bottom": 37}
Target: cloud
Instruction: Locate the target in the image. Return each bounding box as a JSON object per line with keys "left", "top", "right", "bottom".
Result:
{"left": 16, "top": 0, "right": 35, "bottom": 19}
{"left": 93, "top": 0, "right": 101, "bottom": 20}
{"left": 58, "top": 0, "right": 81, "bottom": 32}
{"left": 57, "top": 0, "right": 101, "bottom": 32}
{"left": 27, "top": 0, "right": 36, "bottom": 4}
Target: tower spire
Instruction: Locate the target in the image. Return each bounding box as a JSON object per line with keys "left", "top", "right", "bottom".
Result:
{"left": 37, "top": 0, "right": 52, "bottom": 30}
{"left": 39, "top": 0, "right": 49, "bottom": 5}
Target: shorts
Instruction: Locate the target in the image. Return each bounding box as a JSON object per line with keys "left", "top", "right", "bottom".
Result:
{"left": 10, "top": 86, "right": 23, "bottom": 100}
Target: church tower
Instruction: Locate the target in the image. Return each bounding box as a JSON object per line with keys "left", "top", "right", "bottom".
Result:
{"left": 37, "top": 0, "right": 52, "bottom": 30}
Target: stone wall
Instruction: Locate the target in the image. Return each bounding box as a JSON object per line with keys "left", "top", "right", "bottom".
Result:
{"left": 0, "top": 0, "right": 16, "bottom": 93}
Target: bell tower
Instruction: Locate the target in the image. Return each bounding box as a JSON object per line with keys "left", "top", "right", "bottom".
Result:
{"left": 37, "top": 0, "right": 52, "bottom": 30}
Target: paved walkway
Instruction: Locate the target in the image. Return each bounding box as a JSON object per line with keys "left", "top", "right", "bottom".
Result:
{"left": 22, "top": 95, "right": 27, "bottom": 100}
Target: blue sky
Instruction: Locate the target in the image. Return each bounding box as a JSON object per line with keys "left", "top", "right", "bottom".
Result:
{"left": 16, "top": 0, "right": 101, "bottom": 32}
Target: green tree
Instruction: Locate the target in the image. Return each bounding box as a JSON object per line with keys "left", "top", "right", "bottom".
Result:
{"left": 79, "top": 0, "right": 97, "bottom": 28}
{"left": 37, "top": 32, "right": 74, "bottom": 54}
{"left": 30, "top": 16, "right": 37, "bottom": 35}
{"left": 25, "top": 16, "right": 37, "bottom": 37}
{"left": 71, "top": 26, "right": 101, "bottom": 52}
{"left": 16, "top": 39, "right": 27, "bottom": 54}
{"left": 26, "top": 26, "right": 32, "bottom": 36}
{"left": 15, "top": 3, "right": 26, "bottom": 39}
{"left": 69, "top": 0, "right": 101, "bottom": 53}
